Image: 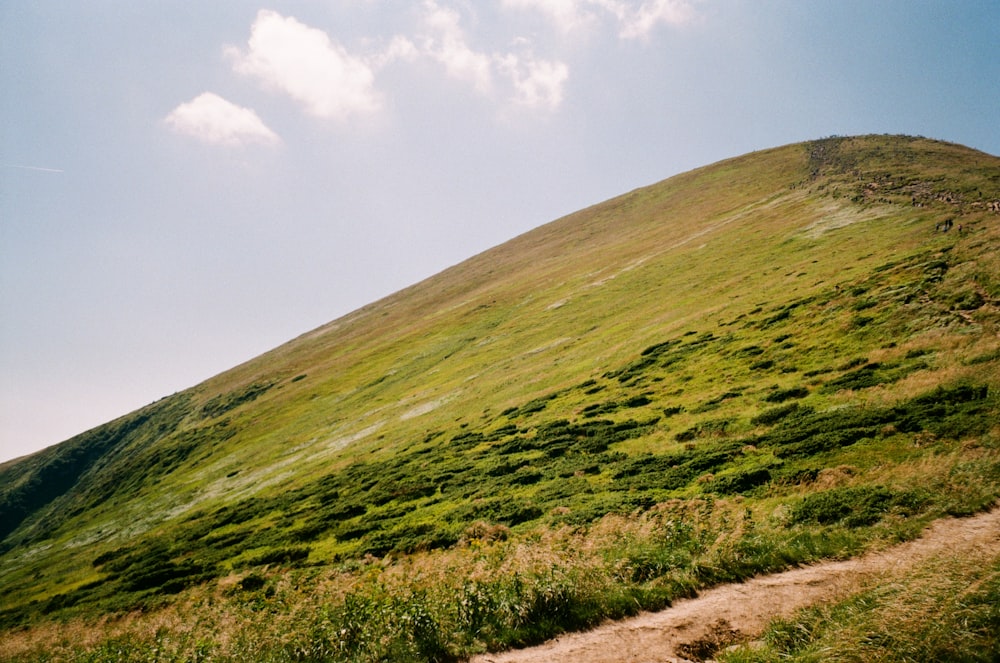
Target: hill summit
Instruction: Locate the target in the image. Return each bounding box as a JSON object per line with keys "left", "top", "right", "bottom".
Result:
{"left": 2, "top": 135, "right": 999, "bottom": 661}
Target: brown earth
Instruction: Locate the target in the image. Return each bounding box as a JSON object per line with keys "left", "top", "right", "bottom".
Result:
{"left": 470, "top": 506, "right": 1000, "bottom": 663}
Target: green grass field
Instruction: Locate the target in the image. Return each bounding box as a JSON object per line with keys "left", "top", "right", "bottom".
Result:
{"left": 1, "top": 135, "right": 999, "bottom": 662}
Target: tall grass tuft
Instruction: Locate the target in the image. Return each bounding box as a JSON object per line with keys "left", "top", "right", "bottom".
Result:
{"left": 721, "top": 544, "right": 1000, "bottom": 662}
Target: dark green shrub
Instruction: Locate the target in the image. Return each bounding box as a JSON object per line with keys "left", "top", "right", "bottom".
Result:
{"left": 613, "top": 445, "right": 739, "bottom": 491}
{"left": 675, "top": 428, "right": 698, "bottom": 442}
{"left": 450, "top": 430, "right": 485, "bottom": 448}
{"left": 950, "top": 290, "right": 985, "bottom": 311}
{"left": 693, "top": 390, "right": 743, "bottom": 412}
{"left": 763, "top": 386, "right": 809, "bottom": 403}
{"left": 290, "top": 523, "right": 327, "bottom": 542}
{"left": 202, "top": 529, "right": 247, "bottom": 550}
{"left": 370, "top": 480, "right": 437, "bottom": 506}
{"left": 774, "top": 427, "right": 877, "bottom": 458}
{"left": 751, "top": 403, "right": 801, "bottom": 426}
{"left": 517, "top": 393, "right": 559, "bottom": 416}
{"left": 675, "top": 418, "right": 731, "bottom": 442}
{"left": 482, "top": 459, "right": 528, "bottom": 477}
{"left": 606, "top": 356, "right": 658, "bottom": 382}
{"left": 208, "top": 500, "right": 269, "bottom": 528}
{"left": 762, "top": 309, "right": 791, "bottom": 326}
{"left": 488, "top": 423, "right": 520, "bottom": 439}
{"left": 237, "top": 573, "right": 267, "bottom": 592}
{"left": 497, "top": 435, "right": 543, "bottom": 454}
{"left": 711, "top": 467, "right": 773, "bottom": 495}
{"left": 966, "top": 348, "right": 1000, "bottom": 365}
{"left": 542, "top": 438, "right": 573, "bottom": 457}
{"left": 92, "top": 547, "right": 127, "bottom": 568}
{"left": 641, "top": 339, "right": 681, "bottom": 357}
{"left": 552, "top": 459, "right": 600, "bottom": 478}
{"left": 334, "top": 522, "right": 379, "bottom": 542}
{"left": 448, "top": 498, "right": 542, "bottom": 527}
{"left": 894, "top": 384, "right": 991, "bottom": 438}
{"left": 122, "top": 558, "right": 214, "bottom": 593}
{"left": 789, "top": 486, "right": 925, "bottom": 528}
{"left": 509, "top": 467, "right": 543, "bottom": 486}
{"left": 624, "top": 395, "right": 653, "bottom": 408}
{"left": 824, "top": 363, "right": 885, "bottom": 391}
{"left": 245, "top": 546, "right": 311, "bottom": 567}
{"left": 837, "top": 357, "right": 869, "bottom": 370}
{"left": 200, "top": 381, "right": 274, "bottom": 419}
{"left": 316, "top": 501, "right": 367, "bottom": 522}
{"left": 365, "top": 523, "right": 458, "bottom": 556}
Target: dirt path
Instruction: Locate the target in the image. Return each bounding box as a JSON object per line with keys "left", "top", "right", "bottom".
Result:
{"left": 470, "top": 507, "right": 1000, "bottom": 663}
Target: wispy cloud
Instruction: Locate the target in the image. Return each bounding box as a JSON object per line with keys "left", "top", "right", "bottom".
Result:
{"left": 608, "top": 0, "right": 699, "bottom": 39}
{"left": 226, "top": 9, "right": 382, "bottom": 121}
{"left": 416, "top": 1, "right": 569, "bottom": 111}
{"left": 502, "top": 0, "right": 599, "bottom": 34}
{"left": 505, "top": 0, "right": 698, "bottom": 39}
{"left": 164, "top": 92, "right": 280, "bottom": 146}
{"left": 497, "top": 53, "right": 569, "bottom": 111}
{"left": 369, "top": 35, "right": 421, "bottom": 69}
{"left": 419, "top": 0, "right": 495, "bottom": 93}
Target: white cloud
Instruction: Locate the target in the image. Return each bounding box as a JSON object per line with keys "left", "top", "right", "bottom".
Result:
{"left": 415, "top": 2, "right": 569, "bottom": 111}
{"left": 178, "top": 5, "right": 572, "bottom": 134}
{"left": 164, "top": 92, "right": 280, "bottom": 146}
{"left": 497, "top": 54, "right": 569, "bottom": 111}
{"left": 226, "top": 9, "right": 381, "bottom": 120}
{"left": 611, "top": 0, "right": 698, "bottom": 39}
{"left": 419, "top": 1, "right": 494, "bottom": 93}
{"left": 505, "top": 0, "right": 698, "bottom": 39}
{"left": 501, "top": 0, "right": 597, "bottom": 34}
{"left": 369, "top": 35, "right": 420, "bottom": 69}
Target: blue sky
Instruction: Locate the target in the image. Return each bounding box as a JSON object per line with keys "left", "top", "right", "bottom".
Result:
{"left": 1, "top": 1, "right": 998, "bottom": 463}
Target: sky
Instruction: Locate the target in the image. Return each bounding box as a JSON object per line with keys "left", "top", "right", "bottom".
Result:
{"left": 1, "top": 1, "right": 998, "bottom": 464}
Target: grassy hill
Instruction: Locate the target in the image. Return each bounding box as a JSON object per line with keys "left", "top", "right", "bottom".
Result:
{"left": 2, "top": 134, "right": 999, "bottom": 661}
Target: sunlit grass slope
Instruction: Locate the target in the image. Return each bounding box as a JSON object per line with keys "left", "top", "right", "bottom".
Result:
{"left": 2, "top": 135, "right": 999, "bottom": 661}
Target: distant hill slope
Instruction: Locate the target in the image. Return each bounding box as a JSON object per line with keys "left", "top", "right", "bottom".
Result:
{"left": 2, "top": 135, "right": 999, "bottom": 649}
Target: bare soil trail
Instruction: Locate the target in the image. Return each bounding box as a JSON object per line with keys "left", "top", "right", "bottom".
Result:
{"left": 470, "top": 507, "right": 1000, "bottom": 663}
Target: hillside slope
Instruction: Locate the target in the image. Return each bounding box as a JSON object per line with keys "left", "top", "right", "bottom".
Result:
{"left": 2, "top": 135, "right": 999, "bottom": 660}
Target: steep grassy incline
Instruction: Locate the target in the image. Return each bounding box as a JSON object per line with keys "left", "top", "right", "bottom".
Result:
{"left": 1, "top": 136, "right": 999, "bottom": 658}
